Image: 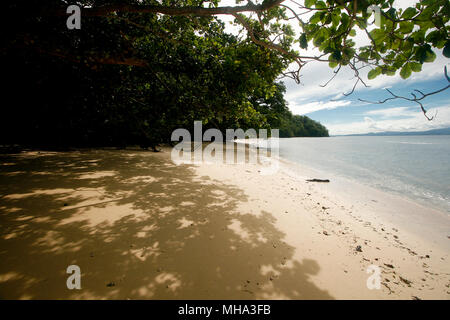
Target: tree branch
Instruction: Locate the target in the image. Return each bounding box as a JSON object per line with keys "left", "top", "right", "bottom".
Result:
{"left": 358, "top": 67, "right": 450, "bottom": 121}
{"left": 44, "top": 1, "right": 286, "bottom": 17}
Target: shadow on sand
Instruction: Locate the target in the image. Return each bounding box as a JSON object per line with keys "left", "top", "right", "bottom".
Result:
{"left": 0, "top": 150, "right": 333, "bottom": 299}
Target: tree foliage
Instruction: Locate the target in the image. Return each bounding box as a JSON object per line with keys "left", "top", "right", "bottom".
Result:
{"left": 2, "top": 0, "right": 447, "bottom": 148}
{"left": 280, "top": 114, "right": 329, "bottom": 137}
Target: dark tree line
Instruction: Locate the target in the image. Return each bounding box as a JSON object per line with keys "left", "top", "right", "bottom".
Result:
{"left": 3, "top": 0, "right": 447, "bottom": 149}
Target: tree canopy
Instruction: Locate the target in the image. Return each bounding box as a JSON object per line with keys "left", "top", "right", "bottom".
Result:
{"left": 2, "top": 0, "right": 448, "bottom": 148}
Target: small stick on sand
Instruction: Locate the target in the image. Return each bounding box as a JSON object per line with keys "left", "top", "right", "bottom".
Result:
{"left": 306, "top": 179, "right": 330, "bottom": 183}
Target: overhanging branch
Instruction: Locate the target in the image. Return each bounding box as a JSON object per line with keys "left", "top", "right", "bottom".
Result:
{"left": 45, "top": 1, "right": 286, "bottom": 17}
{"left": 358, "top": 66, "right": 450, "bottom": 121}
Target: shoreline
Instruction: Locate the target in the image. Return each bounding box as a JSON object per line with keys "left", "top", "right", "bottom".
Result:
{"left": 238, "top": 136, "right": 450, "bottom": 215}
{"left": 192, "top": 147, "right": 450, "bottom": 299}
{"left": 275, "top": 155, "right": 450, "bottom": 253}
{"left": 0, "top": 148, "right": 449, "bottom": 299}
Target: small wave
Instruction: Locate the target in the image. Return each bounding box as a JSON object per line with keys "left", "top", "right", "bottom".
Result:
{"left": 386, "top": 141, "right": 435, "bottom": 145}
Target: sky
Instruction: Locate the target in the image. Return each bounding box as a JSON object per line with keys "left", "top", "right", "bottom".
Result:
{"left": 217, "top": 0, "right": 450, "bottom": 135}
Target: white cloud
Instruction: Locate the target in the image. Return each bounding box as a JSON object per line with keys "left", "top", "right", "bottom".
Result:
{"left": 326, "top": 106, "right": 450, "bottom": 135}
{"left": 277, "top": 0, "right": 449, "bottom": 113}
{"left": 284, "top": 54, "right": 449, "bottom": 110}
{"left": 290, "top": 100, "right": 352, "bottom": 115}
{"left": 216, "top": 0, "right": 450, "bottom": 127}
{"left": 365, "top": 107, "right": 417, "bottom": 118}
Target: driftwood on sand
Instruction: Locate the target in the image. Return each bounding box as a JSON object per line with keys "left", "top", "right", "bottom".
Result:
{"left": 306, "top": 179, "right": 330, "bottom": 183}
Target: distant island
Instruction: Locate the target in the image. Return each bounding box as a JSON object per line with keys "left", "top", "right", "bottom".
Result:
{"left": 279, "top": 113, "right": 329, "bottom": 138}
{"left": 339, "top": 127, "right": 450, "bottom": 137}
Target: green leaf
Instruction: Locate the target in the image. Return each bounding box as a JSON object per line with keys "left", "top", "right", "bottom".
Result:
{"left": 385, "top": 69, "right": 396, "bottom": 76}
{"left": 426, "top": 30, "right": 441, "bottom": 44}
{"left": 401, "top": 7, "right": 417, "bottom": 20}
{"left": 341, "top": 13, "right": 350, "bottom": 29}
{"left": 370, "top": 29, "right": 385, "bottom": 43}
{"left": 305, "top": 0, "right": 316, "bottom": 7}
{"left": 423, "top": 47, "right": 436, "bottom": 63}
{"left": 443, "top": 40, "right": 450, "bottom": 58}
{"left": 349, "top": 29, "right": 356, "bottom": 37}
{"left": 401, "top": 38, "right": 414, "bottom": 52}
{"left": 299, "top": 33, "right": 308, "bottom": 49}
{"left": 315, "top": 1, "right": 326, "bottom": 9}
{"left": 399, "top": 21, "right": 414, "bottom": 34}
{"left": 368, "top": 67, "right": 382, "bottom": 80}
{"left": 331, "top": 13, "right": 340, "bottom": 27}
{"left": 329, "top": 61, "right": 339, "bottom": 68}
{"left": 411, "top": 30, "right": 425, "bottom": 43}
{"left": 310, "top": 12, "right": 322, "bottom": 24}
{"left": 330, "top": 50, "right": 342, "bottom": 62}
{"left": 358, "top": 51, "right": 370, "bottom": 61}
{"left": 420, "top": 5, "right": 436, "bottom": 19}
{"left": 387, "top": 8, "right": 397, "bottom": 20}
{"left": 400, "top": 63, "right": 412, "bottom": 79}
{"left": 409, "top": 62, "right": 422, "bottom": 72}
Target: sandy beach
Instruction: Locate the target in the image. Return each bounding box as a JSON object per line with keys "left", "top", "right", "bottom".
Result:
{"left": 0, "top": 147, "right": 449, "bottom": 299}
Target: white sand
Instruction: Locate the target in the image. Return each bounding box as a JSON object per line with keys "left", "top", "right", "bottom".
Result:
{"left": 0, "top": 148, "right": 449, "bottom": 299}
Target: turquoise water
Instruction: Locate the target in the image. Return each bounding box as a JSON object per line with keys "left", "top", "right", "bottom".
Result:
{"left": 278, "top": 136, "right": 450, "bottom": 213}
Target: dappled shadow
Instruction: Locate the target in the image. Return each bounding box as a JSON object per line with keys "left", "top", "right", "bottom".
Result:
{"left": 0, "top": 150, "right": 333, "bottom": 299}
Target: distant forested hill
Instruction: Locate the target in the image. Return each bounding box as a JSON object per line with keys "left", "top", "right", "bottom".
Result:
{"left": 247, "top": 83, "right": 329, "bottom": 138}
{"left": 278, "top": 113, "right": 329, "bottom": 138}
{"left": 343, "top": 127, "right": 450, "bottom": 136}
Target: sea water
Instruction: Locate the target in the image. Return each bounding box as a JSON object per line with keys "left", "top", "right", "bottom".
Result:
{"left": 278, "top": 135, "right": 450, "bottom": 213}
